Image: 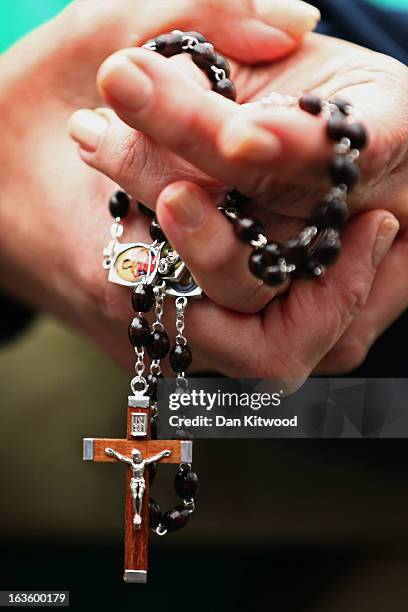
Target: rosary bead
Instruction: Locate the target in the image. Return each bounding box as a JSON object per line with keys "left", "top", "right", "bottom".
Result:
{"left": 224, "top": 189, "right": 250, "bottom": 209}
{"left": 299, "top": 94, "right": 322, "bottom": 115}
{"left": 234, "top": 217, "right": 265, "bottom": 243}
{"left": 282, "top": 238, "right": 309, "bottom": 265}
{"left": 138, "top": 202, "right": 156, "bottom": 218}
{"left": 211, "top": 54, "right": 231, "bottom": 79}
{"left": 327, "top": 113, "right": 350, "bottom": 142}
{"left": 146, "top": 330, "right": 170, "bottom": 359}
{"left": 149, "top": 462, "right": 157, "bottom": 484}
{"left": 330, "top": 98, "right": 351, "bottom": 115}
{"left": 329, "top": 155, "right": 359, "bottom": 190}
{"left": 249, "top": 251, "right": 264, "bottom": 279}
{"left": 162, "top": 505, "right": 190, "bottom": 532}
{"left": 327, "top": 116, "right": 368, "bottom": 151}
{"left": 184, "top": 31, "right": 207, "bottom": 43}
{"left": 149, "top": 498, "right": 162, "bottom": 529}
{"left": 262, "top": 265, "right": 287, "bottom": 286}
{"left": 262, "top": 242, "right": 282, "bottom": 266}
{"left": 109, "top": 191, "right": 130, "bottom": 219}
{"left": 213, "top": 78, "right": 236, "bottom": 101}
{"left": 192, "top": 43, "right": 217, "bottom": 70}
{"left": 146, "top": 373, "right": 163, "bottom": 403}
{"left": 313, "top": 229, "right": 342, "bottom": 265}
{"left": 312, "top": 197, "right": 349, "bottom": 229}
{"left": 346, "top": 123, "right": 368, "bottom": 150}
{"left": 170, "top": 344, "right": 192, "bottom": 373}
{"left": 295, "top": 259, "right": 324, "bottom": 280}
{"left": 131, "top": 284, "right": 155, "bottom": 313}
{"left": 128, "top": 316, "right": 151, "bottom": 347}
{"left": 175, "top": 467, "right": 199, "bottom": 499}
{"left": 150, "top": 219, "right": 167, "bottom": 242}
{"left": 155, "top": 33, "right": 183, "bottom": 57}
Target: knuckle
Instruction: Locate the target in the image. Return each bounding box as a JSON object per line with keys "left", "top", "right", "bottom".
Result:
{"left": 332, "top": 265, "right": 371, "bottom": 332}
{"left": 330, "top": 337, "right": 370, "bottom": 373}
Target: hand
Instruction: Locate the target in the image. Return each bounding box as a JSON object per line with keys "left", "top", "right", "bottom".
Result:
{"left": 68, "top": 33, "right": 408, "bottom": 371}
{"left": 0, "top": 0, "right": 318, "bottom": 371}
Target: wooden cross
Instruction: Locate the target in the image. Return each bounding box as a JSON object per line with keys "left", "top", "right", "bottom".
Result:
{"left": 83, "top": 395, "right": 192, "bottom": 583}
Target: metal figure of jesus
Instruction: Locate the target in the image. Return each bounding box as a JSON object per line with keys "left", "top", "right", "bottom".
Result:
{"left": 105, "top": 447, "right": 171, "bottom": 529}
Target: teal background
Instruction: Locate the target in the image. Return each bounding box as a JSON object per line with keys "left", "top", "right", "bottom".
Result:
{"left": 0, "top": 0, "right": 407, "bottom": 52}
{"left": 0, "top": 0, "right": 69, "bottom": 51}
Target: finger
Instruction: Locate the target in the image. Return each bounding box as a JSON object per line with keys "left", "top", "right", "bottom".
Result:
{"left": 124, "top": 0, "right": 320, "bottom": 62}
{"left": 94, "top": 50, "right": 335, "bottom": 211}
{"left": 218, "top": 55, "right": 408, "bottom": 214}
{"left": 259, "top": 211, "right": 399, "bottom": 379}
{"left": 64, "top": 0, "right": 320, "bottom": 65}
{"left": 316, "top": 227, "right": 407, "bottom": 374}
{"left": 67, "top": 107, "right": 218, "bottom": 206}
{"left": 156, "top": 181, "right": 289, "bottom": 313}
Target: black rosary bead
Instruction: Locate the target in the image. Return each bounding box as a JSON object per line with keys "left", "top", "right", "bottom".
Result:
{"left": 150, "top": 219, "right": 167, "bottom": 242}
{"left": 299, "top": 94, "right": 322, "bottom": 116}
{"left": 192, "top": 43, "right": 217, "bottom": 70}
{"left": 330, "top": 98, "right": 351, "bottom": 115}
{"left": 146, "top": 330, "right": 170, "bottom": 359}
{"left": 327, "top": 113, "right": 350, "bottom": 142}
{"left": 329, "top": 155, "right": 360, "bottom": 190}
{"left": 149, "top": 462, "right": 157, "bottom": 484}
{"left": 175, "top": 467, "right": 199, "bottom": 499}
{"left": 170, "top": 343, "right": 192, "bottom": 373}
{"left": 282, "top": 238, "right": 309, "bottom": 266}
{"left": 327, "top": 116, "right": 368, "bottom": 150}
{"left": 234, "top": 217, "right": 264, "bottom": 243}
{"left": 262, "top": 265, "right": 287, "bottom": 286}
{"left": 128, "top": 316, "right": 151, "bottom": 347}
{"left": 162, "top": 505, "right": 190, "bottom": 532}
{"left": 149, "top": 498, "right": 162, "bottom": 529}
{"left": 146, "top": 372, "right": 163, "bottom": 403}
{"left": 224, "top": 189, "right": 250, "bottom": 209}
{"left": 131, "top": 284, "right": 155, "bottom": 313}
{"left": 262, "top": 242, "right": 282, "bottom": 266}
{"left": 213, "top": 78, "right": 236, "bottom": 101}
{"left": 346, "top": 123, "right": 368, "bottom": 150}
{"left": 312, "top": 197, "right": 349, "bottom": 229}
{"left": 211, "top": 54, "right": 231, "bottom": 79}
{"left": 249, "top": 251, "right": 264, "bottom": 279}
{"left": 155, "top": 32, "right": 183, "bottom": 57}
{"left": 313, "top": 229, "right": 342, "bottom": 265}
{"left": 138, "top": 202, "right": 156, "bottom": 218}
{"left": 109, "top": 191, "right": 130, "bottom": 219}
{"left": 295, "top": 259, "right": 324, "bottom": 280}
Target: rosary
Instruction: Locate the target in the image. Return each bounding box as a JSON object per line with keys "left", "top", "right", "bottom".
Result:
{"left": 82, "top": 30, "right": 368, "bottom": 582}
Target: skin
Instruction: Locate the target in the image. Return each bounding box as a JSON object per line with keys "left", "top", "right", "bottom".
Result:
{"left": 69, "top": 32, "right": 408, "bottom": 373}
{"left": 0, "top": 0, "right": 401, "bottom": 383}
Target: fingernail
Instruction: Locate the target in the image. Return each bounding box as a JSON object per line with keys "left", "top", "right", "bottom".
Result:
{"left": 68, "top": 109, "right": 108, "bottom": 151}
{"left": 372, "top": 216, "right": 399, "bottom": 267}
{"left": 98, "top": 53, "right": 153, "bottom": 110}
{"left": 220, "top": 121, "right": 281, "bottom": 161}
{"left": 163, "top": 185, "right": 205, "bottom": 229}
{"left": 254, "top": 0, "right": 320, "bottom": 35}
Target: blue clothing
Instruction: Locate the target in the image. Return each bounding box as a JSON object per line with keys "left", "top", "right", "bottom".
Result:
{"left": 316, "top": 0, "right": 408, "bottom": 65}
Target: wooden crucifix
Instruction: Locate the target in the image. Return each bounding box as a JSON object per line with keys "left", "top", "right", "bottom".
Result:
{"left": 83, "top": 395, "right": 192, "bottom": 583}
